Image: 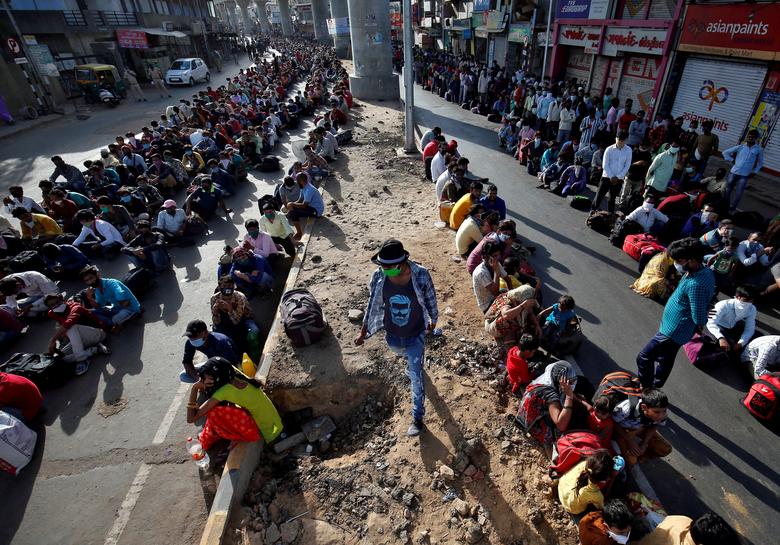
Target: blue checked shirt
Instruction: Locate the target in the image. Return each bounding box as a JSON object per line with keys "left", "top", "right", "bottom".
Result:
{"left": 362, "top": 261, "right": 438, "bottom": 338}
{"left": 659, "top": 266, "right": 716, "bottom": 345}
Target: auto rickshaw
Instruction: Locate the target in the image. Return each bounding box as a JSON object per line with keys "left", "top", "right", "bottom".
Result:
{"left": 74, "top": 64, "right": 126, "bottom": 103}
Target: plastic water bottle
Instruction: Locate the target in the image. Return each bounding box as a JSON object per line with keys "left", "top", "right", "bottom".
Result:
{"left": 186, "top": 437, "right": 210, "bottom": 470}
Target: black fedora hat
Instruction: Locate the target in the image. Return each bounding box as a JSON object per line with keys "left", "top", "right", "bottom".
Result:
{"left": 371, "top": 239, "right": 410, "bottom": 266}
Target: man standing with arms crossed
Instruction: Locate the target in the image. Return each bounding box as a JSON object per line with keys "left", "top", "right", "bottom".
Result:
{"left": 355, "top": 240, "right": 439, "bottom": 437}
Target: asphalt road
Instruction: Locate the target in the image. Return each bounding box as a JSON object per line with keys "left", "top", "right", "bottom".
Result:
{"left": 409, "top": 83, "right": 780, "bottom": 544}
{"left": 0, "top": 54, "right": 312, "bottom": 545}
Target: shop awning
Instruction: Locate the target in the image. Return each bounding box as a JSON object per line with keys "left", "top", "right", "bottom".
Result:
{"left": 130, "top": 27, "right": 188, "bottom": 38}
{"left": 474, "top": 25, "right": 506, "bottom": 33}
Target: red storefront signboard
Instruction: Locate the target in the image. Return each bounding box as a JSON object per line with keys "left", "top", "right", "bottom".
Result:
{"left": 679, "top": 4, "right": 780, "bottom": 61}
{"left": 558, "top": 25, "right": 600, "bottom": 53}
{"left": 602, "top": 27, "right": 666, "bottom": 56}
{"left": 116, "top": 30, "right": 148, "bottom": 49}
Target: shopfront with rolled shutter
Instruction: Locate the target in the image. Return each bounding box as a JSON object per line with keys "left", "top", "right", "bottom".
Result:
{"left": 673, "top": 3, "right": 780, "bottom": 172}
{"left": 670, "top": 57, "right": 767, "bottom": 150}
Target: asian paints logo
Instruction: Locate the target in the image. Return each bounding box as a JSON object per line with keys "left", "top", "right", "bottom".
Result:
{"left": 699, "top": 80, "right": 728, "bottom": 111}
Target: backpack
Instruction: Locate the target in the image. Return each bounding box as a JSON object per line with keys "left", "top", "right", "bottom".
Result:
{"left": 609, "top": 219, "right": 643, "bottom": 248}
{"left": 280, "top": 288, "right": 326, "bottom": 347}
{"left": 550, "top": 431, "right": 603, "bottom": 476}
{"left": 622, "top": 233, "right": 665, "bottom": 262}
{"left": 257, "top": 155, "right": 281, "bottom": 172}
{"left": 586, "top": 211, "right": 613, "bottom": 235}
{"left": 122, "top": 267, "right": 155, "bottom": 298}
{"left": 7, "top": 251, "right": 46, "bottom": 274}
{"left": 683, "top": 334, "right": 729, "bottom": 367}
{"left": 731, "top": 211, "right": 765, "bottom": 231}
{"left": 0, "top": 353, "right": 71, "bottom": 389}
{"left": 742, "top": 373, "right": 780, "bottom": 421}
{"left": 259, "top": 192, "right": 281, "bottom": 212}
{"left": 594, "top": 371, "right": 643, "bottom": 410}
{"left": 569, "top": 195, "right": 591, "bottom": 211}
{"left": 335, "top": 129, "right": 353, "bottom": 146}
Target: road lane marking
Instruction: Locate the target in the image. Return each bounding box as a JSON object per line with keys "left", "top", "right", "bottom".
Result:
{"left": 153, "top": 381, "right": 189, "bottom": 445}
{"left": 103, "top": 463, "right": 151, "bottom": 545}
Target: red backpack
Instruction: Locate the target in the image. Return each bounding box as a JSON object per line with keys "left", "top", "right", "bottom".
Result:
{"left": 743, "top": 373, "right": 780, "bottom": 421}
{"left": 622, "top": 233, "right": 666, "bottom": 262}
{"left": 550, "top": 431, "right": 603, "bottom": 476}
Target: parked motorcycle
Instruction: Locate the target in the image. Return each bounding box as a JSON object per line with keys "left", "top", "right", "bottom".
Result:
{"left": 98, "top": 88, "right": 120, "bottom": 108}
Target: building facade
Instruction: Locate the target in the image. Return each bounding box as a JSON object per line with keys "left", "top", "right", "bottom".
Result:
{"left": 548, "top": 0, "right": 680, "bottom": 119}
{"left": 665, "top": 2, "right": 780, "bottom": 172}
{"left": 0, "top": 0, "right": 220, "bottom": 114}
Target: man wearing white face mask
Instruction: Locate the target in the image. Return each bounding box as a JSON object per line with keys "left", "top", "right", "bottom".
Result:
{"left": 637, "top": 238, "right": 715, "bottom": 388}
{"left": 644, "top": 140, "right": 679, "bottom": 197}
{"left": 578, "top": 498, "right": 633, "bottom": 545}
{"left": 705, "top": 286, "right": 757, "bottom": 357}
{"left": 626, "top": 197, "right": 669, "bottom": 234}
{"left": 44, "top": 293, "right": 109, "bottom": 375}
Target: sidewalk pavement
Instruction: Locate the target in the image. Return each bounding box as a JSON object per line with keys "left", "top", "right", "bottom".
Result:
{"left": 707, "top": 156, "right": 779, "bottom": 221}
{"left": 0, "top": 104, "right": 74, "bottom": 142}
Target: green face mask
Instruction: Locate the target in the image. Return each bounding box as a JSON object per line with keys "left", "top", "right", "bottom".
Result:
{"left": 100, "top": 206, "right": 110, "bottom": 213}
{"left": 382, "top": 266, "right": 402, "bottom": 277}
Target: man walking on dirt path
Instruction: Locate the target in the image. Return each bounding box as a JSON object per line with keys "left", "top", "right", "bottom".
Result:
{"left": 355, "top": 240, "right": 439, "bottom": 437}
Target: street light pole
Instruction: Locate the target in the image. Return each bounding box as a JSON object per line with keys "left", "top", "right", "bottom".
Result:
{"left": 402, "top": 0, "right": 415, "bottom": 152}
{"left": 541, "top": 0, "right": 552, "bottom": 81}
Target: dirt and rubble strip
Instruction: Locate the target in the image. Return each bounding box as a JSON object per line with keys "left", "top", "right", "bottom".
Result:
{"left": 226, "top": 99, "right": 578, "bottom": 545}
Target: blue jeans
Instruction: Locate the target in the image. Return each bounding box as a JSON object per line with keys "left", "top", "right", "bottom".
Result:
{"left": 180, "top": 362, "right": 204, "bottom": 383}
{"left": 386, "top": 332, "right": 426, "bottom": 421}
{"left": 93, "top": 306, "right": 139, "bottom": 326}
{"left": 129, "top": 248, "right": 170, "bottom": 273}
{"left": 636, "top": 332, "right": 682, "bottom": 388}
{"left": 724, "top": 173, "right": 749, "bottom": 212}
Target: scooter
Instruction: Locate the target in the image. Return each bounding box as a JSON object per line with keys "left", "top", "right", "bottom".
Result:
{"left": 99, "top": 88, "right": 121, "bottom": 108}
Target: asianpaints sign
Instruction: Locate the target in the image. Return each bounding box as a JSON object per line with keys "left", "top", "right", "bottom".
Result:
{"left": 679, "top": 4, "right": 780, "bottom": 60}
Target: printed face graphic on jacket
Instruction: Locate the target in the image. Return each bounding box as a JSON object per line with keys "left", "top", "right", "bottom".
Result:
{"left": 390, "top": 294, "right": 412, "bottom": 327}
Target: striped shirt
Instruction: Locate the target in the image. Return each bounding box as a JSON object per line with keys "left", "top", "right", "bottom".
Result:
{"left": 659, "top": 266, "right": 716, "bottom": 345}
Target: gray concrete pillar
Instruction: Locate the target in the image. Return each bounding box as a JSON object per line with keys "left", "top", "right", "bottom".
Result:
{"left": 236, "top": 0, "right": 254, "bottom": 33}
{"left": 347, "top": 0, "right": 398, "bottom": 100}
{"left": 254, "top": 0, "right": 271, "bottom": 34}
{"left": 278, "top": 0, "right": 293, "bottom": 36}
{"left": 311, "top": 0, "right": 329, "bottom": 42}
{"left": 329, "top": 0, "right": 350, "bottom": 58}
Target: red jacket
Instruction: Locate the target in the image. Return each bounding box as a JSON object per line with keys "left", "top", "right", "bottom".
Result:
{"left": 0, "top": 372, "right": 43, "bottom": 422}
{"left": 48, "top": 301, "right": 103, "bottom": 330}
{"left": 422, "top": 140, "right": 440, "bottom": 161}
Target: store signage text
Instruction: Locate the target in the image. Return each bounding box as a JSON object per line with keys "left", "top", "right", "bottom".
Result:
{"left": 556, "top": 0, "right": 610, "bottom": 20}
{"left": 602, "top": 27, "right": 666, "bottom": 56}
{"left": 679, "top": 4, "right": 780, "bottom": 60}
{"left": 559, "top": 25, "right": 600, "bottom": 51}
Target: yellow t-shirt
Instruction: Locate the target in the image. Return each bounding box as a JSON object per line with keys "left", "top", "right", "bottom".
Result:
{"left": 212, "top": 382, "right": 283, "bottom": 442}
{"left": 449, "top": 194, "right": 474, "bottom": 230}
{"left": 499, "top": 275, "right": 522, "bottom": 292}
{"left": 558, "top": 460, "right": 604, "bottom": 514}
{"left": 20, "top": 213, "right": 63, "bottom": 239}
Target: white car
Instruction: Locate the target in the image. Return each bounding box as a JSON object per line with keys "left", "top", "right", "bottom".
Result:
{"left": 165, "top": 57, "right": 210, "bottom": 86}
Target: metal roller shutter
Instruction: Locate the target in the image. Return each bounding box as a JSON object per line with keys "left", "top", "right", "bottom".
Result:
{"left": 617, "top": 55, "right": 659, "bottom": 115}
{"left": 671, "top": 57, "right": 767, "bottom": 150}
{"left": 565, "top": 49, "right": 592, "bottom": 86}
{"left": 589, "top": 56, "right": 610, "bottom": 96}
